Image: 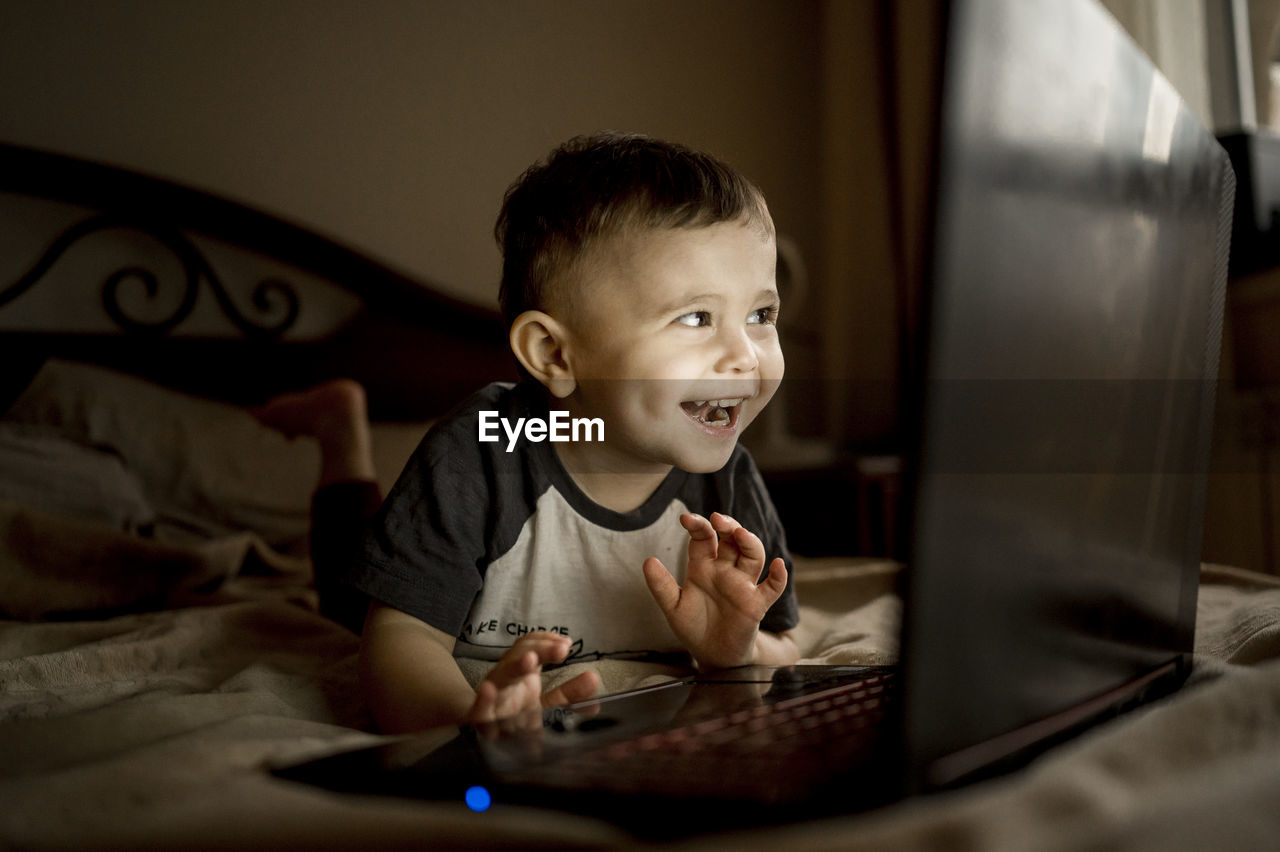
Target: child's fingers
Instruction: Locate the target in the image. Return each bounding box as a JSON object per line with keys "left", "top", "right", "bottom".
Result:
{"left": 727, "top": 525, "right": 768, "bottom": 579}
{"left": 469, "top": 681, "right": 543, "bottom": 730}
{"left": 489, "top": 636, "right": 570, "bottom": 686}
{"left": 679, "top": 513, "right": 718, "bottom": 562}
{"left": 758, "top": 557, "right": 788, "bottom": 604}
{"left": 542, "top": 670, "right": 601, "bottom": 707}
{"left": 486, "top": 649, "right": 539, "bottom": 687}
{"left": 511, "top": 632, "right": 573, "bottom": 662}
{"left": 680, "top": 512, "right": 716, "bottom": 537}
{"left": 708, "top": 512, "right": 741, "bottom": 536}
{"left": 642, "top": 556, "right": 681, "bottom": 615}
{"left": 474, "top": 642, "right": 568, "bottom": 725}
{"left": 469, "top": 679, "right": 501, "bottom": 724}
{"left": 709, "top": 513, "right": 753, "bottom": 565}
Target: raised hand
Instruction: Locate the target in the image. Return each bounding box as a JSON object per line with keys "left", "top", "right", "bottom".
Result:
{"left": 642, "top": 512, "right": 789, "bottom": 670}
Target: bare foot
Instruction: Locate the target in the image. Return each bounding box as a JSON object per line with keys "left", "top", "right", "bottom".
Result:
{"left": 253, "top": 379, "right": 376, "bottom": 485}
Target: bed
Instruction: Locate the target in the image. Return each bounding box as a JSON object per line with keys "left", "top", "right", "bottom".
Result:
{"left": 3, "top": 142, "right": 1280, "bottom": 850}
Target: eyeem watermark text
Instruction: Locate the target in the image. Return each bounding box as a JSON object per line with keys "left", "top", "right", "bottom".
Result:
{"left": 478, "top": 410, "right": 604, "bottom": 452}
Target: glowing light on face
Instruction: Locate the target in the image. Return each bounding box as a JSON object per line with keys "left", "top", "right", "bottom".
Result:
{"left": 555, "top": 220, "right": 784, "bottom": 478}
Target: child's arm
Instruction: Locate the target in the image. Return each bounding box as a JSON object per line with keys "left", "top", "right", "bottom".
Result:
{"left": 359, "top": 602, "right": 480, "bottom": 732}
{"left": 752, "top": 626, "right": 801, "bottom": 665}
{"left": 360, "top": 602, "right": 599, "bottom": 733}
{"left": 642, "top": 512, "right": 801, "bottom": 670}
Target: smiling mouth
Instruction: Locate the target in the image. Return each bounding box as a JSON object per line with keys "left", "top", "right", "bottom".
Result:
{"left": 680, "top": 397, "right": 749, "bottom": 428}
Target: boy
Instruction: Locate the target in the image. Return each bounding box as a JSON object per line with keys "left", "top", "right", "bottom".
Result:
{"left": 349, "top": 133, "right": 800, "bottom": 733}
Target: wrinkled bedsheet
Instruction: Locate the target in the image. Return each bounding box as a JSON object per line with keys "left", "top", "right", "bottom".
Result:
{"left": 2, "top": 514, "right": 1279, "bottom": 849}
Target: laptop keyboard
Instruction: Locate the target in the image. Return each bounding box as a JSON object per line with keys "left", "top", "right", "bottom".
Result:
{"left": 509, "top": 671, "right": 895, "bottom": 800}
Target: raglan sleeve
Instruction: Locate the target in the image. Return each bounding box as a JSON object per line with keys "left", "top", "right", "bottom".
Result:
{"left": 344, "top": 412, "right": 489, "bottom": 636}
{"left": 729, "top": 449, "right": 800, "bottom": 634}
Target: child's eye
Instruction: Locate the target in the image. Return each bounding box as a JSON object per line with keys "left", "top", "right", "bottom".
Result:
{"left": 748, "top": 305, "right": 780, "bottom": 325}
{"left": 675, "top": 311, "right": 712, "bottom": 327}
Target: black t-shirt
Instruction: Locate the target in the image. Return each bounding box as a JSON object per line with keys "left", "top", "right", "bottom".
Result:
{"left": 347, "top": 381, "right": 798, "bottom": 662}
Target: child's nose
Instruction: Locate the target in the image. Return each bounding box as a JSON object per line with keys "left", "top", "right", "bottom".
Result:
{"left": 715, "top": 327, "right": 759, "bottom": 373}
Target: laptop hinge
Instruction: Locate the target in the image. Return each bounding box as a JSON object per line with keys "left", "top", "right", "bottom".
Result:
{"left": 924, "top": 657, "right": 1189, "bottom": 789}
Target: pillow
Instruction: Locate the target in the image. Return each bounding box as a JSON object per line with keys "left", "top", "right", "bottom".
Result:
{"left": 2, "top": 360, "right": 320, "bottom": 551}
{"left": 0, "top": 423, "right": 156, "bottom": 534}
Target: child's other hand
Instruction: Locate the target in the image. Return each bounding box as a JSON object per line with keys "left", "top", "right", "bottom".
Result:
{"left": 642, "top": 512, "right": 788, "bottom": 670}
{"left": 467, "top": 633, "right": 600, "bottom": 725}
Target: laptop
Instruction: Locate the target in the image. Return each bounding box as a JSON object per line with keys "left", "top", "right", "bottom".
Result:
{"left": 273, "top": 0, "right": 1236, "bottom": 838}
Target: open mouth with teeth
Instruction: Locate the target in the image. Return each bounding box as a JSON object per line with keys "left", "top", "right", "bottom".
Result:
{"left": 680, "top": 397, "right": 748, "bottom": 430}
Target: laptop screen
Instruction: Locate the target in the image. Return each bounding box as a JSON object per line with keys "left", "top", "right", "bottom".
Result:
{"left": 899, "top": 0, "right": 1234, "bottom": 786}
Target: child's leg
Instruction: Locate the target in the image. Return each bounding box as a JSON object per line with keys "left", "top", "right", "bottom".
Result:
{"left": 309, "top": 480, "right": 379, "bottom": 633}
{"left": 253, "top": 379, "right": 379, "bottom": 633}
{"left": 251, "top": 379, "right": 376, "bottom": 486}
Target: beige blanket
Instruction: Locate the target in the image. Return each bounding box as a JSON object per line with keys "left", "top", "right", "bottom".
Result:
{"left": 2, "top": 504, "right": 1279, "bottom": 850}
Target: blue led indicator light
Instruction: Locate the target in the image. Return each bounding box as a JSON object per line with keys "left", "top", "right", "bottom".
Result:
{"left": 465, "top": 785, "right": 492, "bottom": 812}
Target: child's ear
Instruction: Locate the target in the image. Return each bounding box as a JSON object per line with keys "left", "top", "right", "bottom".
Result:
{"left": 509, "top": 310, "right": 577, "bottom": 398}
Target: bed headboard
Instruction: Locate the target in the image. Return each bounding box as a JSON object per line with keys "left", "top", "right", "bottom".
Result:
{"left": 0, "top": 142, "right": 515, "bottom": 420}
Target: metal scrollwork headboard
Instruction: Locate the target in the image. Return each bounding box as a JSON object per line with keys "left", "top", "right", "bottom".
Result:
{"left": 0, "top": 142, "right": 514, "bottom": 419}
{"left": 2, "top": 212, "right": 300, "bottom": 340}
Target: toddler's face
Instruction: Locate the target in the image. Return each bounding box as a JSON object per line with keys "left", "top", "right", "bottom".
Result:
{"left": 558, "top": 219, "right": 783, "bottom": 475}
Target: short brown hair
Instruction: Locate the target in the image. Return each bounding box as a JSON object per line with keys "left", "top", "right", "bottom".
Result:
{"left": 495, "top": 132, "right": 772, "bottom": 326}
